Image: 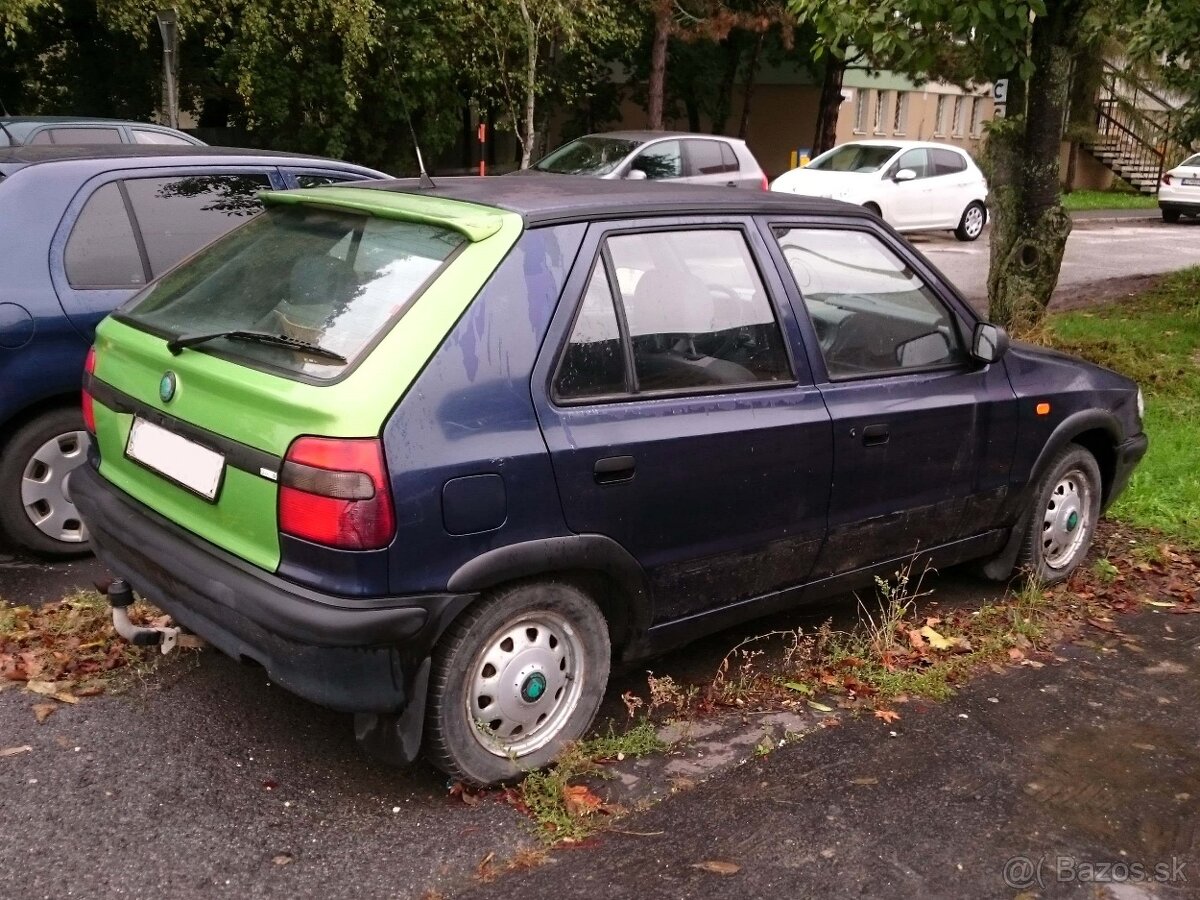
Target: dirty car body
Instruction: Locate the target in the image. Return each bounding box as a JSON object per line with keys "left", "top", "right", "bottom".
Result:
{"left": 72, "top": 175, "right": 1147, "bottom": 785}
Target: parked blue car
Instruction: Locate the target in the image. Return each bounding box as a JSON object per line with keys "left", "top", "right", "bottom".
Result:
{"left": 0, "top": 145, "right": 386, "bottom": 556}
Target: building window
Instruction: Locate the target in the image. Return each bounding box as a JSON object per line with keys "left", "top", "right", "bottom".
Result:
{"left": 853, "top": 90, "right": 868, "bottom": 133}
{"left": 952, "top": 96, "right": 967, "bottom": 136}
{"left": 970, "top": 96, "right": 986, "bottom": 136}
{"left": 873, "top": 90, "right": 890, "bottom": 135}
{"left": 934, "top": 95, "right": 948, "bottom": 136}
{"left": 893, "top": 92, "right": 909, "bottom": 134}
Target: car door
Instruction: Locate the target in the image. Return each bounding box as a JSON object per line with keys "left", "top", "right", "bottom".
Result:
{"left": 51, "top": 166, "right": 281, "bottom": 340}
{"left": 624, "top": 139, "right": 684, "bottom": 181}
{"left": 532, "top": 218, "right": 833, "bottom": 623}
{"left": 763, "top": 220, "right": 1017, "bottom": 578}
{"left": 928, "top": 148, "right": 974, "bottom": 226}
{"left": 681, "top": 139, "right": 738, "bottom": 187}
{"left": 880, "top": 147, "right": 933, "bottom": 229}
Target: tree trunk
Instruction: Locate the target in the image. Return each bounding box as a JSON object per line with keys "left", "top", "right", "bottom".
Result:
{"left": 737, "top": 32, "right": 764, "bottom": 139}
{"left": 711, "top": 37, "right": 742, "bottom": 135}
{"left": 517, "top": 0, "right": 537, "bottom": 169}
{"left": 647, "top": 1, "right": 671, "bottom": 130}
{"left": 986, "top": 6, "right": 1077, "bottom": 333}
{"left": 812, "top": 55, "right": 845, "bottom": 156}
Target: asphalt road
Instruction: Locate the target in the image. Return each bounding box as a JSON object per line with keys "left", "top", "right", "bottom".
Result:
{"left": 913, "top": 213, "right": 1200, "bottom": 308}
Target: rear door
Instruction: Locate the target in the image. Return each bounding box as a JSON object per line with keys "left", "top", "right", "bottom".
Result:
{"left": 681, "top": 139, "right": 742, "bottom": 188}
{"left": 533, "top": 217, "right": 833, "bottom": 623}
{"left": 764, "top": 220, "right": 1017, "bottom": 577}
{"left": 928, "top": 148, "right": 975, "bottom": 226}
{"left": 51, "top": 167, "right": 281, "bottom": 339}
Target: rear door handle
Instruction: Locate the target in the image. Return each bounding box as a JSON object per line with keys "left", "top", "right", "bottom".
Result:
{"left": 862, "top": 424, "right": 890, "bottom": 447}
{"left": 594, "top": 455, "right": 635, "bottom": 484}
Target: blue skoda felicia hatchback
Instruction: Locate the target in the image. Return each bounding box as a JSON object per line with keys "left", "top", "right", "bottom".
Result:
{"left": 74, "top": 175, "right": 1146, "bottom": 785}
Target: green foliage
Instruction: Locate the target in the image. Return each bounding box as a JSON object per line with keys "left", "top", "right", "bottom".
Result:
{"left": 1059, "top": 190, "right": 1156, "bottom": 211}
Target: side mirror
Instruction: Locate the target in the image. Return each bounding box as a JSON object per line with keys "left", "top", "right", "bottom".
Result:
{"left": 972, "top": 322, "right": 1009, "bottom": 364}
{"left": 893, "top": 168, "right": 917, "bottom": 183}
{"left": 625, "top": 169, "right": 648, "bottom": 181}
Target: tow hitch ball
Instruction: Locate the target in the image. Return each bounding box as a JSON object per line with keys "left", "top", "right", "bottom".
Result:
{"left": 105, "top": 579, "right": 180, "bottom": 655}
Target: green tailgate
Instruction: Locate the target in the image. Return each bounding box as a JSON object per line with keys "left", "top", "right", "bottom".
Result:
{"left": 90, "top": 189, "right": 522, "bottom": 571}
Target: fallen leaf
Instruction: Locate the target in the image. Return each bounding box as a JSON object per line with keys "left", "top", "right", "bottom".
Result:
{"left": 25, "top": 680, "right": 58, "bottom": 697}
{"left": 0, "top": 745, "right": 33, "bottom": 758}
{"left": 919, "top": 626, "right": 953, "bottom": 651}
{"left": 906, "top": 629, "right": 927, "bottom": 650}
{"left": 52, "top": 691, "right": 78, "bottom": 705}
{"left": 33, "top": 703, "right": 57, "bottom": 723}
{"left": 272, "top": 853, "right": 293, "bottom": 866}
{"left": 807, "top": 700, "right": 834, "bottom": 713}
{"left": 1142, "top": 600, "right": 1176, "bottom": 608}
{"left": 783, "top": 682, "right": 813, "bottom": 695}
{"left": 849, "top": 776, "right": 878, "bottom": 786}
{"left": 1007, "top": 647, "right": 1026, "bottom": 662}
{"left": 1019, "top": 659, "right": 1045, "bottom": 669}
{"left": 562, "top": 784, "right": 603, "bottom": 817}
{"left": 874, "top": 708, "right": 900, "bottom": 724}
{"left": 1088, "top": 618, "right": 1119, "bottom": 633}
{"left": 262, "top": 779, "right": 278, "bottom": 791}
{"left": 690, "top": 861, "right": 741, "bottom": 875}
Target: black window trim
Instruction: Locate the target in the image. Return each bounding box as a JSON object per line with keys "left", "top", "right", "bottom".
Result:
{"left": 549, "top": 219, "right": 801, "bottom": 407}
{"left": 116, "top": 179, "right": 154, "bottom": 283}
{"left": 758, "top": 215, "right": 981, "bottom": 385}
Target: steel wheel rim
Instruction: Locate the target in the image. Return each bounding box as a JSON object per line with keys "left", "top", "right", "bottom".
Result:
{"left": 964, "top": 206, "right": 984, "bottom": 237}
{"left": 20, "top": 431, "right": 89, "bottom": 543}
{"left": 464, "top": 612, "right": 584, "bottom": 758}
{"left": 1042, "top": 468, "right": 1092, "bottom": 569}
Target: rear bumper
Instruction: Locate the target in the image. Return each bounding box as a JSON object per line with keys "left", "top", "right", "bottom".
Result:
{"left": 1106, "top": 432, "right": 1148, "bottom": 511}
{"left": 1158, "top": 198, "right": 1200, "bottom": 214}
{"left": 71, "top": 461, "right": 475, "bottom": 715}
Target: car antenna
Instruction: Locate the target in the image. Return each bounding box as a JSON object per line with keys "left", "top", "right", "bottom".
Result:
{"left": 387, "top": 44, "right": 435, "bottom": 190}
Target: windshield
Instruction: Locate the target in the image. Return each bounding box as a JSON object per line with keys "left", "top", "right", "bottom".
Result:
{"left": 807, "top": 144, "right": 900, "bottom": 174}
{"left": 1181, "top": 153, "right": 1200, "bottom": 168}
{"left": 533, "top": 136, "right": 640, "bottom": 175}
{"left": 119, "top": 205, "right": 465, "bottom": 380}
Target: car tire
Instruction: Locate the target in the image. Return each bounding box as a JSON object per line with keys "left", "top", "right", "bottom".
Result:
{"left": 955, "top": 201, "right": 987, "bottom": 241}
{"left": 1162, "top": 208, "right": 1181, "bottom": 223}
{"left": 0, "top": 407, "right": 92, "bottom": 558}
{"left": 424, "top": 580, "right": 611, "bottom": 787}
{"left": 862, "top": 202, "right": 882, "bottom": 218}
{"left": 1014, "top": 444, "right": 1102, "bottom": 584}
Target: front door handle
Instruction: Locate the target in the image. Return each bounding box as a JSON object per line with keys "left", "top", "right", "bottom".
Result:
{"left": 594, "top": 455, "right": 635, "bottom": 484}
{"left": 862, "top": 424, "right": 890, "bottom": 447}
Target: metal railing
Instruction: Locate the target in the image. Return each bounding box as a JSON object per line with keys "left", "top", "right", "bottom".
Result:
{"left": 1091, "top": 62, "right": 1187, "bottom": 187}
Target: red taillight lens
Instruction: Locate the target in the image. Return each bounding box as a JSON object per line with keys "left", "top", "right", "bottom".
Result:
{"left": 82, "top": 346, "right": 97, "bottom": 434}
{"left": 278, "top": 436, "right": 395, "bottom": 550}
{"left": 760, "top": 174, "right": 769, "bottom": 191}
{"left": 1162, "top": 173, "right": 1173, "bottom": 185}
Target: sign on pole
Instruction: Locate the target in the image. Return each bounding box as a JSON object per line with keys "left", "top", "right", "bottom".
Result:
{"left": 992, "top": 79, "right": 1009, "bottom": 104}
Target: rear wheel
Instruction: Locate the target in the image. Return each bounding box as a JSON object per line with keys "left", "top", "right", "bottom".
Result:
{"left": 424, "top": 580, "right": 610, "bottom": 786}
{"left": 1162, "top": 207, "right": 1181, "bottom": 223}
{"left": 1015, "top": 444, "right": 1102, "bottom": 584}
{"left": 0, "top": 408, "right": 91, "bottom": 558}
{"left": 955, "top": 201, "right": 987, "bottom": 241}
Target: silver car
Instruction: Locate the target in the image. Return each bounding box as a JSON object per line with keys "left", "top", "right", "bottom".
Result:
{"left": 529, "top": 131, "right": 767, "bottom": 189}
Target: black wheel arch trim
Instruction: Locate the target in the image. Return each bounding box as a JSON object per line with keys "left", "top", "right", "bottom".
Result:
{"left": 1026, "top": 409, "right": 1124, "bottom": 508}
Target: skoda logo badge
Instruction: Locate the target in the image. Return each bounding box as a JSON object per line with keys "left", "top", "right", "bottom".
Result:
{"left": 159, "top": 371, "right": 177, "bottom": 403}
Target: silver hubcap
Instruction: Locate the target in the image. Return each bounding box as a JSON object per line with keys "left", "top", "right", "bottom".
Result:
{"left": 1042, "top": 468, "right": 1092, "bottom": 569}
{"left": 465, "top": 613, "right": 584, "bottom": 758}
{"left": 20, "top": 431, "right": 89, "bottom": 543}
{"left": 964, "top": 206, "right": 984, "bottom": 237}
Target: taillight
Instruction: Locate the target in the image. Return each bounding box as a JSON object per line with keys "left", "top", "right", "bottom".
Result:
{"left": 278, "top": 436, "right": 395, "bottom": 550}
{"left": 82, "top": 346, "right": 96, "bottom": 434}
{"left": 1162, "top": 173, "right": 1173, "bottom": 185}
{"left": 760, "top": 174, "right": 769, "bottom": 191}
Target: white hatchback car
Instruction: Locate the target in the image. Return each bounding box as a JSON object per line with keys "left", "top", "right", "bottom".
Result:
{"left": 1158, "top": 152, "right": 1200, "bottom": 222}
{"left": 771, "top": 140, "right": 990, "bottom": 241}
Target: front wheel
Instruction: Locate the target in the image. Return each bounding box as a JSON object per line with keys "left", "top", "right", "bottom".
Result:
{"left": 955, "top": 201, "right": 987, "bottom": 241}
{"left": 1015, "top": 444, "right": 1102, "bottom": 584}
{"left": 424, "top": 580, "right": 611, "bottom": 786}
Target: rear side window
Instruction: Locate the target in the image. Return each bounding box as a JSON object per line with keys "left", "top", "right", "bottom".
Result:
{"left": 124, "top": 174, "right": 270, "bottom": 276}
{"left": 293, "top": 173, "right": 357, "bottom": 188}
{"left": 120, "top": 205, "right": 465, "bottom": 380}
{"left": 685, "top": 140, "right": 727, "bottom": 175}
{"left": 42, "top": 127, "right": 123, "bottom": 144}
{"left": 720, "top": 142, "right": 739, "bottom": 172}
{"left": 555, "top": 229, "right": 793, "bottom": 400}
{"left": 64, "top": 182, "right": 146, "bottom": 289}
{"left": 132, "top": 129, "right": 193, "bottom": 145}
{"left": 931, "top": 148, "right": 968, "bottom": 175}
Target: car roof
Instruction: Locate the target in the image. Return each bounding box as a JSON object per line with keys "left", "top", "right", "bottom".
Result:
{"left": 349, "top": 173, "right": 857, "bottom": 226}
{"left": 0, "top": 115, "right": 162, "bottom": 124}
{"left": 0, "top": 144, "right": 384, "bottom": 173}
{"left": 834, "top": 139, "right": 970, "bottom": 153}
{"left": 583, "top": 130, "right": 747, "bottom": 144}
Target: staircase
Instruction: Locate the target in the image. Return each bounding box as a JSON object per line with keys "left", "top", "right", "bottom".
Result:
{"left": 1082, "top": 63, "right": 1186, "bottom": 195}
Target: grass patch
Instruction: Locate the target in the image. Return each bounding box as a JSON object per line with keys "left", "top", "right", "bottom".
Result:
{"left": 1044, "top": 267, "right": 1200, "bottom": 545}
{"left": 1060, "top": 189, "right": 1157, "bottom": 211}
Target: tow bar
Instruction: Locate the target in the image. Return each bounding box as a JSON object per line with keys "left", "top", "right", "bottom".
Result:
{"left": 105, "top": 579, "right": 181, "bottom": 654}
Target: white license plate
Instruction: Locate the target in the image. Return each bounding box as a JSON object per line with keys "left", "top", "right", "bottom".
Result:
{"left": 125, "top": 418, "right": 225, "bottom": 501}
{"left": 1183, "top": 178, "right": 1200, "bottom": 186}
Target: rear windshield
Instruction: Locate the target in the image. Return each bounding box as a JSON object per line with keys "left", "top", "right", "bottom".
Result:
{"left": 807, "top": 144, "right": 900, "bottom": 173}
{"left": 533, "top": 136, "right": 640, "bottom": 175}
{"left": 118, "top": 204, "right": 465, "bottom": 380}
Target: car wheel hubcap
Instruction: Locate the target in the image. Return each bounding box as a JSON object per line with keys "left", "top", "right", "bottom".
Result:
{"left": 20, "top": 431, "right": 89, "bottom": 544}
{"left": 466, "top": 612, "right": 584, "bottom": 758}
{"left": 965, "top": 206, "right": 984, "bottom": 237}
{"left": 1042, "top": 469, "right": 1091, "bottom": 569}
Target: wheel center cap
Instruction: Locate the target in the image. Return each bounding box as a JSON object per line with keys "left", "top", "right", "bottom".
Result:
{"left": 1066, "top": 510, "right": 1079, "bottom": 532}
{"left": 520, "top": 672, "right": 547, "bottom": 703}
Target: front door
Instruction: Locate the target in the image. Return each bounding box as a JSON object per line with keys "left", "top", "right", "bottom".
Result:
{"left": 533, "top": 218, "right": 833, "bottom": 623}
{"left": 765, "top": 222, "right": 1017, "bottom": 577}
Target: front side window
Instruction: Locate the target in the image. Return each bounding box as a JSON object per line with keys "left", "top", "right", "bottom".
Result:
{"left": 630, "top": 140, "right": 682, "bottom": 179}
{"left": 123, "top": 174, "right": 271, "bottom": 276}
{"left": 132, "top": 129, "right": 194, "bottom": 145}
{"left": 120, "top": 205, "right": 465, "bottom": 380}
{"left": 894, "top": 148, "right": 931, "bottom": 179}
{"left": 64, "top": 182, "right": 146, "bottom": 289}
{"left": 555, "top": 229, "right": 792, "bottom": 400}
{"left": 774, "top": 227, "right": 966, "bottom": 379}
{"left": 43, "top": 126, "right": 123, "bottom": 144}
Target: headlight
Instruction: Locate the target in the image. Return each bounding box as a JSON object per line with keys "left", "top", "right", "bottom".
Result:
{"left": 1136, "top": 388, "right": 1145, "bottom": 422}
